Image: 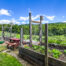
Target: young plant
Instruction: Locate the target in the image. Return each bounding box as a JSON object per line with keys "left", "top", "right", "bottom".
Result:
{"left": 52, "top": 49, "right": 62, "bottom": 59}
{"left": 48, "top": 49, "right": 52, "bottom": 53}
{"left": 32, "top": 45, "right": 39, "bottom": 50}
{"left": 24, "top": 45, "right": 30, "bottom": 49}
{"left": 39, "top": 46, "right": 45, "bottom": 54}
{"left": 64, "top": 50, "right": 66, "bottom": 54}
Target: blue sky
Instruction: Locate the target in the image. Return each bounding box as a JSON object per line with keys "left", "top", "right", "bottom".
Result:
{"left": 0, "top": 0, "right": 66, "bottom": 24}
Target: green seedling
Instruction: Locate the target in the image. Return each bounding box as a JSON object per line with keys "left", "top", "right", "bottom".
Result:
{"left": 64, "top": 50, "right": 66, "bottom": 53}
{"left": 52, "top": 49, "right": 62, "bottom": 58}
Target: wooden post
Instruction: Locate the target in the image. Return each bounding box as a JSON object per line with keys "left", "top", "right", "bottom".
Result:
{"left": 45, "top": 23, "right": 48, "bottom": 66}
{"left": 2, "top": 24, "right": 4, "bottom": 40}
{"left": 10, "top": 25, "right": 12, "bottom": 38}
{"left": 20, "top": 28, "right": 23, "bottom": 47}
{"left": 14, "top": 32, "right": 16, "bottom": 38}
{"left": 7, "top": 27, "right": 9, "bottom": 37}
{"left": 29, "top": 12, "right": 32, "bottom": 45}
{"left": 6, "top": 31, "right": 7, "bottom": 37}
{"left": 39, "top": 16, "right": 43, "bottom": 45}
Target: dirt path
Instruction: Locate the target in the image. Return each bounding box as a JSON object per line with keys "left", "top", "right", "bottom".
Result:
{"left": 2, "top": 49, "right": 33, "bottom": 66}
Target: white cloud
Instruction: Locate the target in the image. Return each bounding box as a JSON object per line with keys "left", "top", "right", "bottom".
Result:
{"left": 21, "top": 22, "right": 26, "bottom": 24}
{"left": 63, "top": 21, "right": 66, "bottom": 23}
{"left": 11, "top": 18, "right": 16, "bottom": 23}
{"left": 45, "top": 15, "right": 55, "bottom": 20}
{"left": 0, "top": 19, "right": 16, "bottom": 24}
{"left": 32, "top": 15, "right": 40, "bottom": 20}
{"left": 0, "top": 9, "right": 11, "bottom": 16}
{"left": 11, "top": 18, "right": 21, "bottom": 25}
{"left": 62, "top": 16, "right": 64, "bottom": 18}
{"left": 19, "top": 15, "right": 40, "bottom": 21}
{"left": 19, "top": 16, "right": 29, "bottom": 21}
{"left": 19, "top": 14, "right": 55, "bottom": 21}
{"left": 16, "top": 22, "right": 20, "bottom": 25}
{"left": 0, "top": 20, "right": 11, "bottom": 24}
{"left": 42, "top": 20, "right": 49, "bottom": 23}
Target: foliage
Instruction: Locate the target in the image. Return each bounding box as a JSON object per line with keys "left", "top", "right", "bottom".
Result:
{"left": 52, "top": 49, "right": 62, "bottom": 58}
{"left": 0, "top": 23, "right": 66, "bottom": 35}
{"left": 32, "top": 45, "right": 40, "bottom": 50}
{"left": 48, "top": 49, "right": 52, "bottom": 53}
{"left": 0, "top": 45, "right": 7, "bottom": 51}
{"left": 0, "top": 23, "right": 66, "bottom": 46}
{"left": 24, "top": 45, "right": 63, "bottom": 59}
{"left": 48, "top": 35, "right": 66, "bottom": 46}
{"left": 64, "top": 50, "right": 66, "bottom": 53}
{"left": 24, "top": 45, "right": 30, "bottom": 49}
{"left": 23, "top": 35, "right": 66, "bottom": 46}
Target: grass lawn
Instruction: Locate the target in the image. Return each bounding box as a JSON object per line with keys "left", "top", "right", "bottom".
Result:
{"left": 0, "top": 53, "right": 22, "bottom": 66}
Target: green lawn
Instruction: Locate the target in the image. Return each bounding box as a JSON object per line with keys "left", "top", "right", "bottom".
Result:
{"left": 0, "top": 53, "right": 22, "bottom": 66}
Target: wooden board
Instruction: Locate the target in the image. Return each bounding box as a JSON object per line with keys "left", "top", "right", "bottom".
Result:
{"left": 19, "top": 47, "right": 66, "bottom": 66}
{"left": 32, "top": 20, "right": 40, "bottom": 23}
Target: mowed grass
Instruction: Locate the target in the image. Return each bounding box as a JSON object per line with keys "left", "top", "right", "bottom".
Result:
{"left": 0, "top": 53, "right": 22, "bottom": 66}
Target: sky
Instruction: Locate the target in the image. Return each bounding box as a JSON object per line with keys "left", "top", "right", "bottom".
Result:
{"left": 0, "top": 0, "right": 66, "bottom": 24}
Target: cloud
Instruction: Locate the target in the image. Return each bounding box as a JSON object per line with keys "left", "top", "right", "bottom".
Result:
{"left": 21, "top": 22, "right": 26, "bottom": 24}
{"left": 19, "top": 15, "right": 40, "bottom": 21}
{"left": 42, "top": 20, "right": 49, "bottom": 23}
{"left": 63, "top": 21, "right": 66, "bottom": 23}
{"left": 19, "top": 14, "right": 55, "bottom": 22}
{"left": 0, "top": 9, "right": 11, "bottom": 16}
{"left": 0, "top": 19, "right": 23, "bottom": 25}
{"left": 62, "top": 16, "right": 64, "bottom": 18}
{"left": 16, "top": 22, "right": 20, "bottom": 25}
{"left": 32, "top": 15, "right": 40, "bottom": 20}
{"left": 19, "top": 16, "right": 29, "bottom": 21}
{"left": 11, "top": 18, "right": 21, "bottom": 25}
{"left": 0, "top": 19, "right": 16, "bottom": 24}
{"left": 0, "top": 20, "right": 11, "bottom": 24}
{"left": 45, "top": 15, "right": 55, "bottom": 20}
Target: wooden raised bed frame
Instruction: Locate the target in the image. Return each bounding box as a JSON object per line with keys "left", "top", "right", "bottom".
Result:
{"left": 19, "top": 47, "right": 66, "bottom": 66}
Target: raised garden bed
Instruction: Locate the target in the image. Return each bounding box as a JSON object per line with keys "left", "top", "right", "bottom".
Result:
{"left": 19, "top": 47, "right": 66, "bottom": 66}
{"left": 48, "top": 43, "right": 66, "bottom": 49}
{"left": 41, "top": 42, "right": 66, "bottom": 49}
